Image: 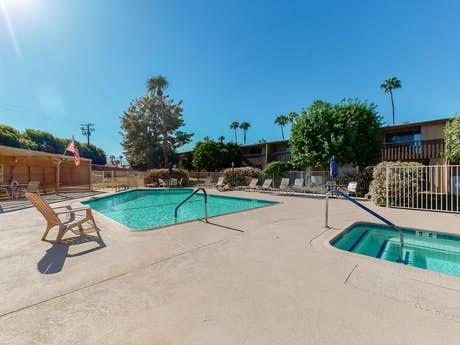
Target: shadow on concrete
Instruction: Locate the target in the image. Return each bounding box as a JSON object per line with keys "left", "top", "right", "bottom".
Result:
{"left": 37, "top": 233, "right": 106, "bottom": 274}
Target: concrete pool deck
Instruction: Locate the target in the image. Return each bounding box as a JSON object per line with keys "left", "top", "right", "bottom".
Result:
{"left": 1, "top": 189, "right": 460, "bottom": 344}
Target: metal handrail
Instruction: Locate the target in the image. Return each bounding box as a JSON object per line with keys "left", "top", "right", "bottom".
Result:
{"left": 326, "top": 187, "right": 404, "bottom": 261}
{"left": 174, "top": 188, "right": 208, "bottom": 222}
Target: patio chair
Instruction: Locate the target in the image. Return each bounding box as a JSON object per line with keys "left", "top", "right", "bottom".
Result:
{"left": 291, "top": 178, "right": 305, "bottom": 192}
{"left": 347, "top": 181, "right": 358, "bottom": 196}
{"left": 215, "top": 176, "right": 224, "bottom": 188}
{"left": 25, "top": 193, "right": 100, "bottom": 242}
{"left": 170, "top": 178, "right": 179, "bottom": 187}
{"left": 278, "top": 178, "right": 290, "bottom": 192}
{"left": 258, "top": 178, "right": 273, "bottom": 191}
{"left": 158, "top": 178, "right": 168, "bottom": 187}
{"left": 245, "top": 178, "right": 259, "bottom": 190}
{"left": 18, "top": 181, "right": 40, "bottom": 196}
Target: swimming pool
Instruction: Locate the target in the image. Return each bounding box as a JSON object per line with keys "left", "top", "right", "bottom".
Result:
{"left": 83, "top": 188, "right": 277, "bottom": 230}
{"left": 331, "top": 222, "right": 460, "bottom": 277}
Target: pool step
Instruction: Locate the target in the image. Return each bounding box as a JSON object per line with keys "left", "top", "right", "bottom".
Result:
{"left": 376, "top": 239, "right": 388, "bottom": 258}
{"left": 348, "top": 230, "right": 368, "bottom": 252}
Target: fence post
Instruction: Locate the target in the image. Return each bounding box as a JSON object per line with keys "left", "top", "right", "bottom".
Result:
{"left": 325, "top": 192, "right": 329, "bottom": 228}
{"left": 385, "top": 165, "right": 390, "bottom": 208}
{"left": 111, "top": 170, "right": 114, "bottom": 189}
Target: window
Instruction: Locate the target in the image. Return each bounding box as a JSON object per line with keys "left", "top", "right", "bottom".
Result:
{"left": 385, "top": 130, "right": 421, "bottom": 144}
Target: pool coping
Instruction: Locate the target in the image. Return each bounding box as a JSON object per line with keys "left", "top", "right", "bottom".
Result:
{"left": 325, "top": 221, "right": 460, "bottom": 280}
{"left": 79, "top": 188, "right": 280, "bottom": 232}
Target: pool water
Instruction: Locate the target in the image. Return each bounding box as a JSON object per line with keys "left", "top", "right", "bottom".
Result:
{"left": 331, "top": 222, "right": 460, "bottom": 278}
{"left": 83, "top": 188, "right": 276, "bottom": 230}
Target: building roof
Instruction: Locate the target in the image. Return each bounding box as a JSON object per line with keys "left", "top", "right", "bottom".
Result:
{"left": 382, "top": 117, "right": 451, "bottom": 131}
{"left": 0, "top": 145, "right": 91, "bottom": 162}
{"left": 240, "top": 139, "right": 289, "bottom": 148}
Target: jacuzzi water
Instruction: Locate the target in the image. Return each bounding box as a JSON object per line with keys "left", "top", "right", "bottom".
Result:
{"left": 83, "top": 188, "right": 276, "bottom": 230}
{"left": 331, "top": 222, "right": 460, "bottom": 277}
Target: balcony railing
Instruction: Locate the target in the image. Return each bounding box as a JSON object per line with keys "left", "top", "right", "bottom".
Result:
{"left": 241, "top": 153, "right": 266, "bottom": 167}
{"left": 380, "top": 139, "right": 445, "bottom": 161}
{"left": 268, "top": 150, "right": 290, "bottom": 162}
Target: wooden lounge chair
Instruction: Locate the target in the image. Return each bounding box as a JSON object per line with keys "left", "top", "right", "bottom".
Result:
{"left": 278, "top": 178, "right": 290, "bottom": 192}
{"left": 25, "top": 193, "right": 100, "bottom": 242}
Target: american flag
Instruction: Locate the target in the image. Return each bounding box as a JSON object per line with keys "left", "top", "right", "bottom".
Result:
{"left": 65, "top": 140, "right": 81, "bottom": 166}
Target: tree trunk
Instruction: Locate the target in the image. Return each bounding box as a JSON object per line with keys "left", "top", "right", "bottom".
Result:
{"left": 244, "top": 131, "right": 246, "bottom": 144}
{"left": 281, "top": 126, "right": 285, "bottom": 140}
{"left": 234, "top": 129, "right": 237, "bottom": 143}
{"left": 390, "top": 90, "right": 395, "bottom": 125}
{"left": 160, "top": 97, "right": 169, "bottom": 168}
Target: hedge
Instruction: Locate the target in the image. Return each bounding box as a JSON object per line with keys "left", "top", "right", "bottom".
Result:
{"left": 144, "top": 168, "right": 190, "bottom": 186}
{"left": 369, "top": 161, "right": 422, "bottom": 206}
{"left": 223, "top": 167, "right": 262, "bottom": 187}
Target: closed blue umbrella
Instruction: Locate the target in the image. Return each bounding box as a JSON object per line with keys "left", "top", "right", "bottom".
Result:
{"left": 329, "top": 155, "right": 338, "bottom": 179}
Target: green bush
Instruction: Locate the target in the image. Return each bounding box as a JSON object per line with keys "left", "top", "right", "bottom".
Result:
{"left": 0, "top": 125, "right": 38, "bottom": 150}
{"left": 444, "top": 115, "right": 460, "bottom": 163}
{"left": 223, "top": 167, "right": 262, "bottom": 187}
{"left": 369, "top": 161, "right": 422, "bottom": 206}
{"left": 263, "top": 161, "right": 289, "bottom": 186}
{"left": 144, "top": 168, "right": 189, "bottom": 186}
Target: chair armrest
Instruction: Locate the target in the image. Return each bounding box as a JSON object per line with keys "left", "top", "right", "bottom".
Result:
{"left": 51, "top": 205, "right": 73, "bottom": 210}
{"left": 54, "top": 206, "right": 91, "bottom": 215}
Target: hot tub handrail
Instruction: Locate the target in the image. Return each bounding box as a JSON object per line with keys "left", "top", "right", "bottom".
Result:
{"left": 326, "top": 187, "right": 404, "bottom": 261}
{"left": 174, "top": 187, "right": 208, "bottom": 222}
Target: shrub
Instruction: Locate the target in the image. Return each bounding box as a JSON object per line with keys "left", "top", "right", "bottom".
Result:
{"left": 144, "top": 168, "right": 190, "bottom": 186}
{"left": 444, "top": 115, "right": 460, "bottom": 163}
{"left": 263, "top": 161, "right": 289, "bottom": 186}
{"left": 290, "top": 99, "right": 382, "bottom": 168}
{"left": 192, "top": 139, "right": 240, "bottom": 171}
{"left": 223, "top": 167, "right": 262, "bottom": 187}
{"left": 369, "top": 161, "right": 422, "bottom": 206}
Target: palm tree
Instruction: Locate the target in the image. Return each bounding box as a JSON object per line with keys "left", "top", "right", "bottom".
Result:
{"left": 230, "top": 121, "right": 240, "bottom": 143}
{"left": 109, "top": 155, "right": 116, "bottom": 165}
{"left": 118, "top": 155, "right": 123, "bottom": 167}
{"left": 380, "top": 77, "right": 402, "bottom": 125}
{"left": 218, "top": 135, "right": 225, "bottom": 143}
{"left": 275, "top": 115, "right": 289, "bottom": 140}
{"left": 146, "top": 75, "right": 170, "bottom": 167}
{"left": 287, "top": 112, "right": 298, "bottom": 123}
{"left": 239, "top": 122, "right": 251, "bottom": 144}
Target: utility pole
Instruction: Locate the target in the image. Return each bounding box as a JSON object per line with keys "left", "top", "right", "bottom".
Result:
{"left": 80, "top": 123, "right": 95, "bottom": 145}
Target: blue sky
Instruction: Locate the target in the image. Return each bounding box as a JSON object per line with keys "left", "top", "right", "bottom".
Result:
{"left": 1, "top": 0, "right": 460, "bottom": 156}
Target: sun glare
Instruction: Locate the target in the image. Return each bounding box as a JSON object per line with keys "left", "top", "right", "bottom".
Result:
{"left": 0, "top": 0, "right": 40, "bottom": 58}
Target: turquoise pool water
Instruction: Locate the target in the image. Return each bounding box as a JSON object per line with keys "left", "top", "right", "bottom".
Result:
{"left": 83, "top": 188, "right": 276, "bottom": 230}
{"left": 331, "top": 222, "right": 460, "bottom": 277}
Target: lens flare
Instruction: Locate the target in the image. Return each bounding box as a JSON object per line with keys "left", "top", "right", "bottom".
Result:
{"left": 0, "top": 0, "right": 22, "bottom": 58}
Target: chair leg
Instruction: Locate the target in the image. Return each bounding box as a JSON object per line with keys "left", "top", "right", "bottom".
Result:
{"left": 55, "top": 226, "right": 66, "bottom": 243}
{"left": 41, "top": 223, "right": 54, "bottom": 241}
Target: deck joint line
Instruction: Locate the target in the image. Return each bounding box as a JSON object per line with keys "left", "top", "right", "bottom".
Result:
{"left": 0, "top": 238, "right": 228, "bottom": 319}
{"left": 344, "top": 264, "right": 359, "bottom": 285}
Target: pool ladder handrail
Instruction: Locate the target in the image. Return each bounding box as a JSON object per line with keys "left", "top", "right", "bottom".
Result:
{"left": 174, "top": 187, "right": 208, "bottom": 223}
{"left": 326, "top": 187, "right": 404, "bottom": 261}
